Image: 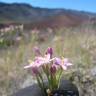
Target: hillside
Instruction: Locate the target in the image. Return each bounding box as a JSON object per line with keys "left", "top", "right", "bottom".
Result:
{"left": 0, "top": 2, "right": 96, "bottom": 28}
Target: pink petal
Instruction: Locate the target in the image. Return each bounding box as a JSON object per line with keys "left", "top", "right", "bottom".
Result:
{"left": 66, "top": 63, "right": 73, "bottom": 66}
{"left": 45, "top": 54, "right": 50, "bottom": 60}
{"left": 54, "top": 57, "right": 61, "bottom": 65}
{"left": 24, "top": 64, "right": 34, "bottom": 69}
{"left": 64, "top": 58, "right": 69, "bottom": 63}
{"left": 62, "top": 65, "right": 67, "bottom": 70}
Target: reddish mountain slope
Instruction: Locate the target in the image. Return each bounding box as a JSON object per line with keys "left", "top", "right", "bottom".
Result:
{"left": 25, "top": 14, "right": 89, "bottom": 29}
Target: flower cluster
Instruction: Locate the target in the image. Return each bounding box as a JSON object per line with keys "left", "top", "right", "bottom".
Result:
{"left": 24, "top": 47, "right": 72, "bottom": 96}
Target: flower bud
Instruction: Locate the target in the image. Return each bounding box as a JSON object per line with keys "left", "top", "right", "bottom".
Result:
{"left": 50, "top": 65, "right": 57, "bottom": 75}
{"left": 32, "top": 66, "right": 39, "bottom": 75}
{"left": 46, "top": 47, "right": 53, "bottom": 58}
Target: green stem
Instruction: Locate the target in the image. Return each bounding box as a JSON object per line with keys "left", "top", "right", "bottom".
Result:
{"left": 50, "top": 72, "right": 58, "bottom": 90}
{"left": 57, "top": 69, "right": 63, "bottom": 88}
{"left": 38, "top": 72, "right": 45, "bottom": 89}
{"left": 36, "top": 75, "right": 46, "bottom": 96}
{"left": 42, "top": 65, "right": 52, "bottom": 90}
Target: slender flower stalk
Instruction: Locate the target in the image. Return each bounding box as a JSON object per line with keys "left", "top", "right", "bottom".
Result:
{"left": 24, "top": 47, "right": 73, "bottom": 96}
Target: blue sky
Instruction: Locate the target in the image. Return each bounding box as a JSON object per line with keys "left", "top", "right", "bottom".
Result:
{"left": 0, "top": 0, "right": 96, "bottom": 13}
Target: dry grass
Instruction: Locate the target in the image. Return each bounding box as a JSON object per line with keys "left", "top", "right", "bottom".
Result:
{"left": 0, "top": 24, "right": 96, "bottom": 96}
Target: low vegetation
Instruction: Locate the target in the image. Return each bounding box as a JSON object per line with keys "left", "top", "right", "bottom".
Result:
{"left": 0, "top": 23, "right": 96, "bottom": 96}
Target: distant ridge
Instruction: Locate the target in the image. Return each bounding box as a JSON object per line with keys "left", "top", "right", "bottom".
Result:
{"left": 0, "top": 2, "right": 96, "bottom": 28}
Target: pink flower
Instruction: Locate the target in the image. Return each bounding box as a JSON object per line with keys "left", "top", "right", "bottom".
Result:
{"left": 34, "top": 54, "right": 55, "bottom": 66}
{"left": 54, "top": 57, "right": 72, "bottom": 70}
{"left": 32, "top": 47, "right": 54, "bottom": 67}
{"left": 24, "top": 54, "right": 55, "bottom": 76}
{"left": 24, "top": 54, "right": 55, "bottom": 69}
{"left": 24, "top": 47, "right": 73, "bottom": 93}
